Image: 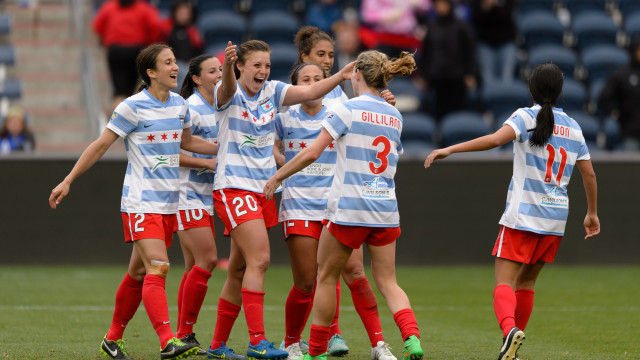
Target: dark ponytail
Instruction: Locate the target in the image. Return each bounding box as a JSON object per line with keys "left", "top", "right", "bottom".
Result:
{"left": 180, "top": 54, "right": 215, "bottom": 99}
{"left": 528, "top": 63, "right": 563, "bottom": 147}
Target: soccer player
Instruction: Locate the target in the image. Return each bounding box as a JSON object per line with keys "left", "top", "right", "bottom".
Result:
{"left": 424, "top": 63, "right": 600, "bottom": 360}
{"left": 206, "top": 40, "right": 355, "bottom": 360}
{"left": 263, "top": 50, "right": 424, "bottom": 360}
{"left": 277, "top": 26, "right": 392, "bottom": 359}
{"left": 172, "top": 54, "right": 222, "bottom": 356}
{"left": 49, "top": 44, "right": 218, "bottom": 360}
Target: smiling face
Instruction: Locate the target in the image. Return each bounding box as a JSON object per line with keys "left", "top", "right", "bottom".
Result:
{"left": 296, "top": 64, "right": 325, "bottom": 107}
{"left": 194, "top": 57, "right": 223, "bottom": 96}
{"left": 237, "top": 50, "right": 271, "bottom": 97}
{"left": 147, "top": 48, "right": 179, "bottom": 90}
{"left": 301, "top": 39, "right": 334, "bottom": 76}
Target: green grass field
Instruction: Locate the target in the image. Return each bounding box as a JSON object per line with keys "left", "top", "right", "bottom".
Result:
{"left": 1, "top": 265, "right": 638, "bottom": 360}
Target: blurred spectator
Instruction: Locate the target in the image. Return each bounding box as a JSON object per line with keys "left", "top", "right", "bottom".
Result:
{"left": 93, "top": 0, "right": 162, "bottom": 112}
{"left": 419, "top": 0, "right": 476, "bottom": 120}
{"left": 333, "top": 20, "right": 365, "bottom": 97}
{"left": 471, "top": 0, "right": 517, "bottom": 86}
{"left": 598, "top": 37, "right": 640, "bottom": 151}
{"left": 359, "top": 0, "right": 430, "bottom": 56}
{"left": 306, "top": 0, "right": 344, "bottom": 35}
{"left": 0, "top": 108, "right": 34, "bottom": 154}
{"left": 160, "top": 0, "right": 204, "bottom": 91}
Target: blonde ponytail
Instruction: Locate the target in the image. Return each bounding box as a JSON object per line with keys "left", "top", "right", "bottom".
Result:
{"left": 355, "top": 51, "right": 416, "bottom": 90}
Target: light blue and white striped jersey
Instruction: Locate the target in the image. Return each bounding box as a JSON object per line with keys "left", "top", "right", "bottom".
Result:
{"left": 106, "top": 89, "right": 191, "bottom": 214}
{"left": 321, "top": 93, "right": 403, "bottom": 227}
{"left": 275, "top": 105, "right": 336, "bottom": 222}
{"left": 177, "top": 90, "right": 218, "bottom": 213}
{"left": 213, "top": 80, "right": 290, "bottom": 193}
{"left": 500, "top": 105, "right": 591, "bottom": 236}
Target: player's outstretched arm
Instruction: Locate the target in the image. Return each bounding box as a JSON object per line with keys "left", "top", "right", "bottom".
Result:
{"left": 216, "top": 41, "right": 238, "bottom": 108}
{"left": 576, "top": 159, "right": 600, "bottom": 239}
{"left": 282, "top": 61, "right": 355, "bottom": 106}
{"left": 49, "top": 128, "right": 119, "bottom": 209}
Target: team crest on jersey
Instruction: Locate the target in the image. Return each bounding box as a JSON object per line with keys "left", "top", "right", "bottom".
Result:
{"left": 259, "top": 97, "right": 274, "bottom": 112}
{"left": 326, "top": 112, "right": 334, "bottom": 119}
{"left": 179, "top": 114, "right": 185, "bottom": 128}
{"left": 361, "top": 176, "right": 391, "bottom": 199}
{"left": 151, "top": 154, "right": 179, "bottom": 172}
{"left": 111, "top": 112, "right": 118, "bottom": 120}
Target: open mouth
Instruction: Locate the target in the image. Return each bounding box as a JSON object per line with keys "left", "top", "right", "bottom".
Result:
{"left": 254, "top": 76, "right": 265, "bottom": 87}
{"left": 169, "top": 74, "right": 178, "bottom": 80}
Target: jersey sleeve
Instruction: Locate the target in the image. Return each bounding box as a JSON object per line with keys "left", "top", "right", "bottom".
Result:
{"left": 182, "top": 101, "right": 191, "bottom": 129}
{"left": 272, "top": 80, "right": 291, "bottom": 109}
{"left": 274, "top": 112, "right": 284, "bottom": 141}
{"left": 321, "top": 103, "right": 351, "bottom": 140}
{"left": 504, "top": 110, "right": 528, "bottom": 143}
{"left": 214, "top": 81, "right": 234, "bottom": 111}
{"left": 106, "top": 101, "right": 137, "bottom": 137}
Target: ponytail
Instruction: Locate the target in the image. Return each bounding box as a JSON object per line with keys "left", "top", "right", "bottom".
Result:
{"left": 354, "top": 51, "right": 416, "bottom": 90}
{"left": 529, "top": 103, "right": 555, "bottom": 147}
{"left": 527, "top": 63, "right": 564, "bottom": 147}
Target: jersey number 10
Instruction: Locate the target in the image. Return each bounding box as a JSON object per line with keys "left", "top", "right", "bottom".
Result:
{"left": 545, "top": 144, "right": 567, "bottom": 183}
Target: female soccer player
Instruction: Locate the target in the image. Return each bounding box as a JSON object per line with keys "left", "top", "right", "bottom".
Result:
{"left": 263, "top": 50, "right": 424, "bottom": 360}
{"left": 49, "top": 43, "right": 217, "bottom": 360}
{"left": 277, "top": 26, "right": 392, "bottom": 359}
{"left": 172, "top": 54, "right": 222, "bottom": 355}
{"left": 206, "top": 40, "right": 355, "bottom": 360}
{"left": 424, "top": 63, "right": 600, "bottom": 360}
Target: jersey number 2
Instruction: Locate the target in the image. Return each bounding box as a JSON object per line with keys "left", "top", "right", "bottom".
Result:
{"left": 369, "top": 136, "right": 391, "bottom": 174}
{"left": 544, "top": 144, "right": 567, "bottom": 183}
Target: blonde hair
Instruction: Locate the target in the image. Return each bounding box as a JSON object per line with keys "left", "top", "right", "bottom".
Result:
{"left": 354, "top": 51, "right": 416, "bottom": 90}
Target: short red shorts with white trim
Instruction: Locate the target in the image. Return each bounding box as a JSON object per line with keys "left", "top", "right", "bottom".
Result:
{"left": 493, "top": 225, "right": 563, "bottom": 264}
{"left": 282, "top": 219, "right": 323, "bottom": 240}
{"left": 121, "top": 212, "right": 176, "bottom": 247}
{"left": 174, "top": 209, "right": 214, "bottom": 237}
{"left": 322, "top": 220, "right": 401, "bottom": 249}
{"left": 213, "top": 188, "right": 278, "bottom": 236}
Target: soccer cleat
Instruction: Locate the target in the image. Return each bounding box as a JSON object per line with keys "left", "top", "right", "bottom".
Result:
{"left": 283, "top": 342, "right": 305, "bottom": 360}
{"left": 208, "top": 342, "right": 247, "bottom": 360}
{"left": 161, "top": 337, "right": 199, "bottom": 360}
{"left": 246, "top": 339, "right": 289, "bottom": 360}
{"left": 279, "top": 340, "right": 308, "bottom": 354}
{"left": 180, "top": 333, "right": 208, "bottom": 356}
{"left": 327, "top": 334, "right": 349, "bottom": 357}
{"left": 402, "top": 335, "right": 423, "bottom": 360}
{"left": 498, "top": 327, "right": 525, "bottom": 360}
{"left": 371, "top": 341, "right": 397, "bottom": 360}
{"left": 100, "top": 336, "right": 133, "bottom": 360}
{"left": 302, "top": 353, "right": 327, "bottom": 360}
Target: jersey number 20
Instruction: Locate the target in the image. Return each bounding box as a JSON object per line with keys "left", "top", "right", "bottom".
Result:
{"left": 544, "top": 144, "right": 567, "bottom": 183}
{"left": 369, "top": 136, "right": 391, "bottom": 174}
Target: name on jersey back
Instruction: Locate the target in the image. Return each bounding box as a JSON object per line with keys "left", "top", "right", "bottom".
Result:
{"left": 358, "top": 111, "right": 401, "bottom": 130}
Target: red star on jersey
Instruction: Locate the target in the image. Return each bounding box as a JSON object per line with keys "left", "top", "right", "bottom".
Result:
{"left": 147, "top": 134, "right": 155, "bottom": 142}
{"left": 214, "top": 141, "right": 218, "bottom": 144}
{"left": 265, "top": 103, "right": 270, "bottom": 109}
{"left": 253, "top": 117, "right": 258, "bottom": 123}
{"left": 260, "top": 115, "right": 265, "bottom": 122}
{"left": 173, "top": 132, "right": 179, "bottom": 140}
{"left": 299, "top": 141, "right": 307, "bottom": 149}
{"left": 288, "top": 141, "right": 294, "bottom": 149}
{"left": 270, "top": 112, "right": 274, "bottom": 119}
{"left": 161, "top": 133, "right": 168, "bottom": 141}
{"left": 242, "top": 111, "right": 249, "bottom": 119}
{"left": 328, "top": 142, "right": 334, "bottom": 149}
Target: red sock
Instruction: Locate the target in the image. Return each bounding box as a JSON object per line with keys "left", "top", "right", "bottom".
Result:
{"left": 349, "top": 277, "right": 384, "bottom": 346}
{"left": 329, "top": 281, "right": 341, "bottom": 337}
{"left": 242, "top": 288, "right": 267, "bottom": 346}
{"left": 107, "top": 273, "right": 143, "bottom": 341}
{"left": 142, "top": 274, "right": 174, "bottom": 348}
{"left": 515, "top": 289, "right": 535, "bottom": 330}
{"left": 177, "top": 266, "right": 212, "bottom": 338}
{"left": 176, "top": 271, "right": 187, "bottom": 330}
{"left": 493, "top": 284, "right": 517, "bottom": 337}
{"left": 309, "top": 324, "right": 331, "bottom": 356}
{"left": 393, "top": 308, "right": 420, "bottom": 341}
{"left": 211, "top": 297, "right": 241, "bottom": 350}
{"left": 285, "top": 285, "right": 313, "bottom": 347}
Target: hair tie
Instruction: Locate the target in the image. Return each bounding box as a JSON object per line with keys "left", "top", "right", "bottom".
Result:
{"left": 541, "top": 101, "right": 552, "bottom": 105}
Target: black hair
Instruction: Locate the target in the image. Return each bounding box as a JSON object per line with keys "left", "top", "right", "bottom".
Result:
{"left": 179, "top": 54, "right": 215, "bottom": 98}
{"left": 136, "top": 43, "right": 173, "bottom": 93}
{"left": 289, "top": 62, "right": 326, "bottom": 85}
{"left": 294, "top": 26, "right": 333, "bottom": 64}
{"left": 234, "top": 40, "right": 271, "bottom": 79}
{"left": 528, "top": 63, "right": 564, "bottom": 147}
{"left": 118, "top": 0, "right": 135, "bottom": 7}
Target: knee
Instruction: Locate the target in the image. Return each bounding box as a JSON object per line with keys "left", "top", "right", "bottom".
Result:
{"left": 229, "top": 263, "right": 246, "bottom": 282}
{"left": 342, "top": 265, "right": 365, "bottom": 285}
{"left": 148, "top": 260, "right": 170, "bottom": 278}
{"left": 201, "top": 255, "right": 218, "bottom": 273}
{"left": 248, "top": 254, "right": 270, "bottom": 274}
{"left": 296, "top": 275, "right": 316, "bottom": 293}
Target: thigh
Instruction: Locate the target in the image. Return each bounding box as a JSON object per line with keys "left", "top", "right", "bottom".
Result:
{"left": 516, "top": 261, "right": 545, "bottom": 289}
{"left": 230, "top": 219, "right": 270, "bottom": 265}
{"left": 317, "top": 226, "right": 353, "bottom": 283}
{"left": 178, "top": 226, "right": 217, "bottom": 262}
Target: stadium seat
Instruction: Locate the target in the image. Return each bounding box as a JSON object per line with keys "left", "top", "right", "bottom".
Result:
{"left": 515, "top": 0, "right": 555, "bottom": 17}
{"left": 0, "top": 79, "right": 22, "bottom": 99}
{"left": 386, "top": 78, "right": 422, "bottom": 113}
{"left": 268, "top": 43, "right": 298, "bottom": 81}
{"left": 564, "top": 0, "right": 607, "bottom": 16}
{"left": 588, "top": 77, "right": 606, "bottom": 114}
{"left": 571, "top": 11, "right": 619, "bottom": 51}
{"left": 559, "top": 78, "right": 587, "bottom": 113}
{"left": 602, "top": 116, "right": 621, "bottom": 149}
{"left": 197, "top": 0, "right": 237, "bottom": 13}
{"left": 482, "top": 80, "right": 531, "bottom": 118}
{"left": 618, "top": 0, "right": 640, "bottom": 19}
{"left": 440, "top": 111, "right": 491, "bottom": 147}
{"left": 519, "top": 11, "right": 566, "bottom": 50}
{"left": 571, "top": 111, "right": 600, "bottom": 146}
{"left": 527, "top": 44, "right": 578, "bottom": 79}
{"left": 247, "top": 0, "right": 294, "bottom": 13}
{"left": 0, "top": 14, "right": 10, "bottom": 35}
{"left": 401, "top": 112, "right": 437, "bottom": 143}
{"left": 624, "top": 13, "right": 640, "bottom": 41}
{"left": 0, "top": 45, "right": 15, "bottom": 66}
{"left": 250, "top": 10, "right": 300, "bottom": 46}
{"left": 581, "top": 44, "right": 629, "bottom": 86}
{"left": 197, "top": 11, "right": 247, "bottom": 53}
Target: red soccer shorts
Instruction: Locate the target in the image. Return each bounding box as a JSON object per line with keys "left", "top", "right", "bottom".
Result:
{"left": 322, "top": 220, "right": 401, "bottom": 249}
{"left": 282, "top": 219, "right": 323, "bottom": 240}
{"left": 121, "top": 212, "right": 176, "bottom": 247}
{"left": 174, "top": 209, "right": 215, "bottom": 236}
{"left": 213, "top": 188, "right": 278, "bottom": 235}
{"left": 493, "top": 225, "right": 563, "bottom": 264}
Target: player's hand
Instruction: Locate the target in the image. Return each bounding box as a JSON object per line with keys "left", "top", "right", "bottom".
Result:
{"left": 583, "top": 213, "right": 600, "bottom": 239}
{"left": 424, "top": 148, "right": 452, "bottom": 168}
{"left": 49, "top": 181, "right": 70, "bottom": 209}
{"left": 224, "top": 41, "right": 238, "bottom": 66}
{"left": 340, "top": 61, "right": 356, "bottom": 80}
{"left": 380, "top": 89, "right": 396, "bottom": 106}
{"left": 263, "top": 176, "right": 282, "bottom": 201}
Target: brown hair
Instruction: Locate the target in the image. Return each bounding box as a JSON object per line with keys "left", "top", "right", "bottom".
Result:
{"left": 234, "top": 40, "right": 271, "bottom": 79}
{"left": 136, "top": 43, "right": 174, "bottom": 93}
{"left": 354, "top": 50, "right": 416, "bottom": 90}
{"left": 294, "top": 26, "right": 333, "bottom": 64}
{"left": 289, "top": 62, "right": 327, "bottom": 85}
{"left": 180, "top": 54, "right": 216, "bottom": 99}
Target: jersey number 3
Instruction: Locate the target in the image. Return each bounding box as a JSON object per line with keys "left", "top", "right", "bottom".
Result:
{"left": 544, "top": 144, "right": 567, "bottom": 183}
{"left": 369, "top": 136, "right": 391, "bottom": 174}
